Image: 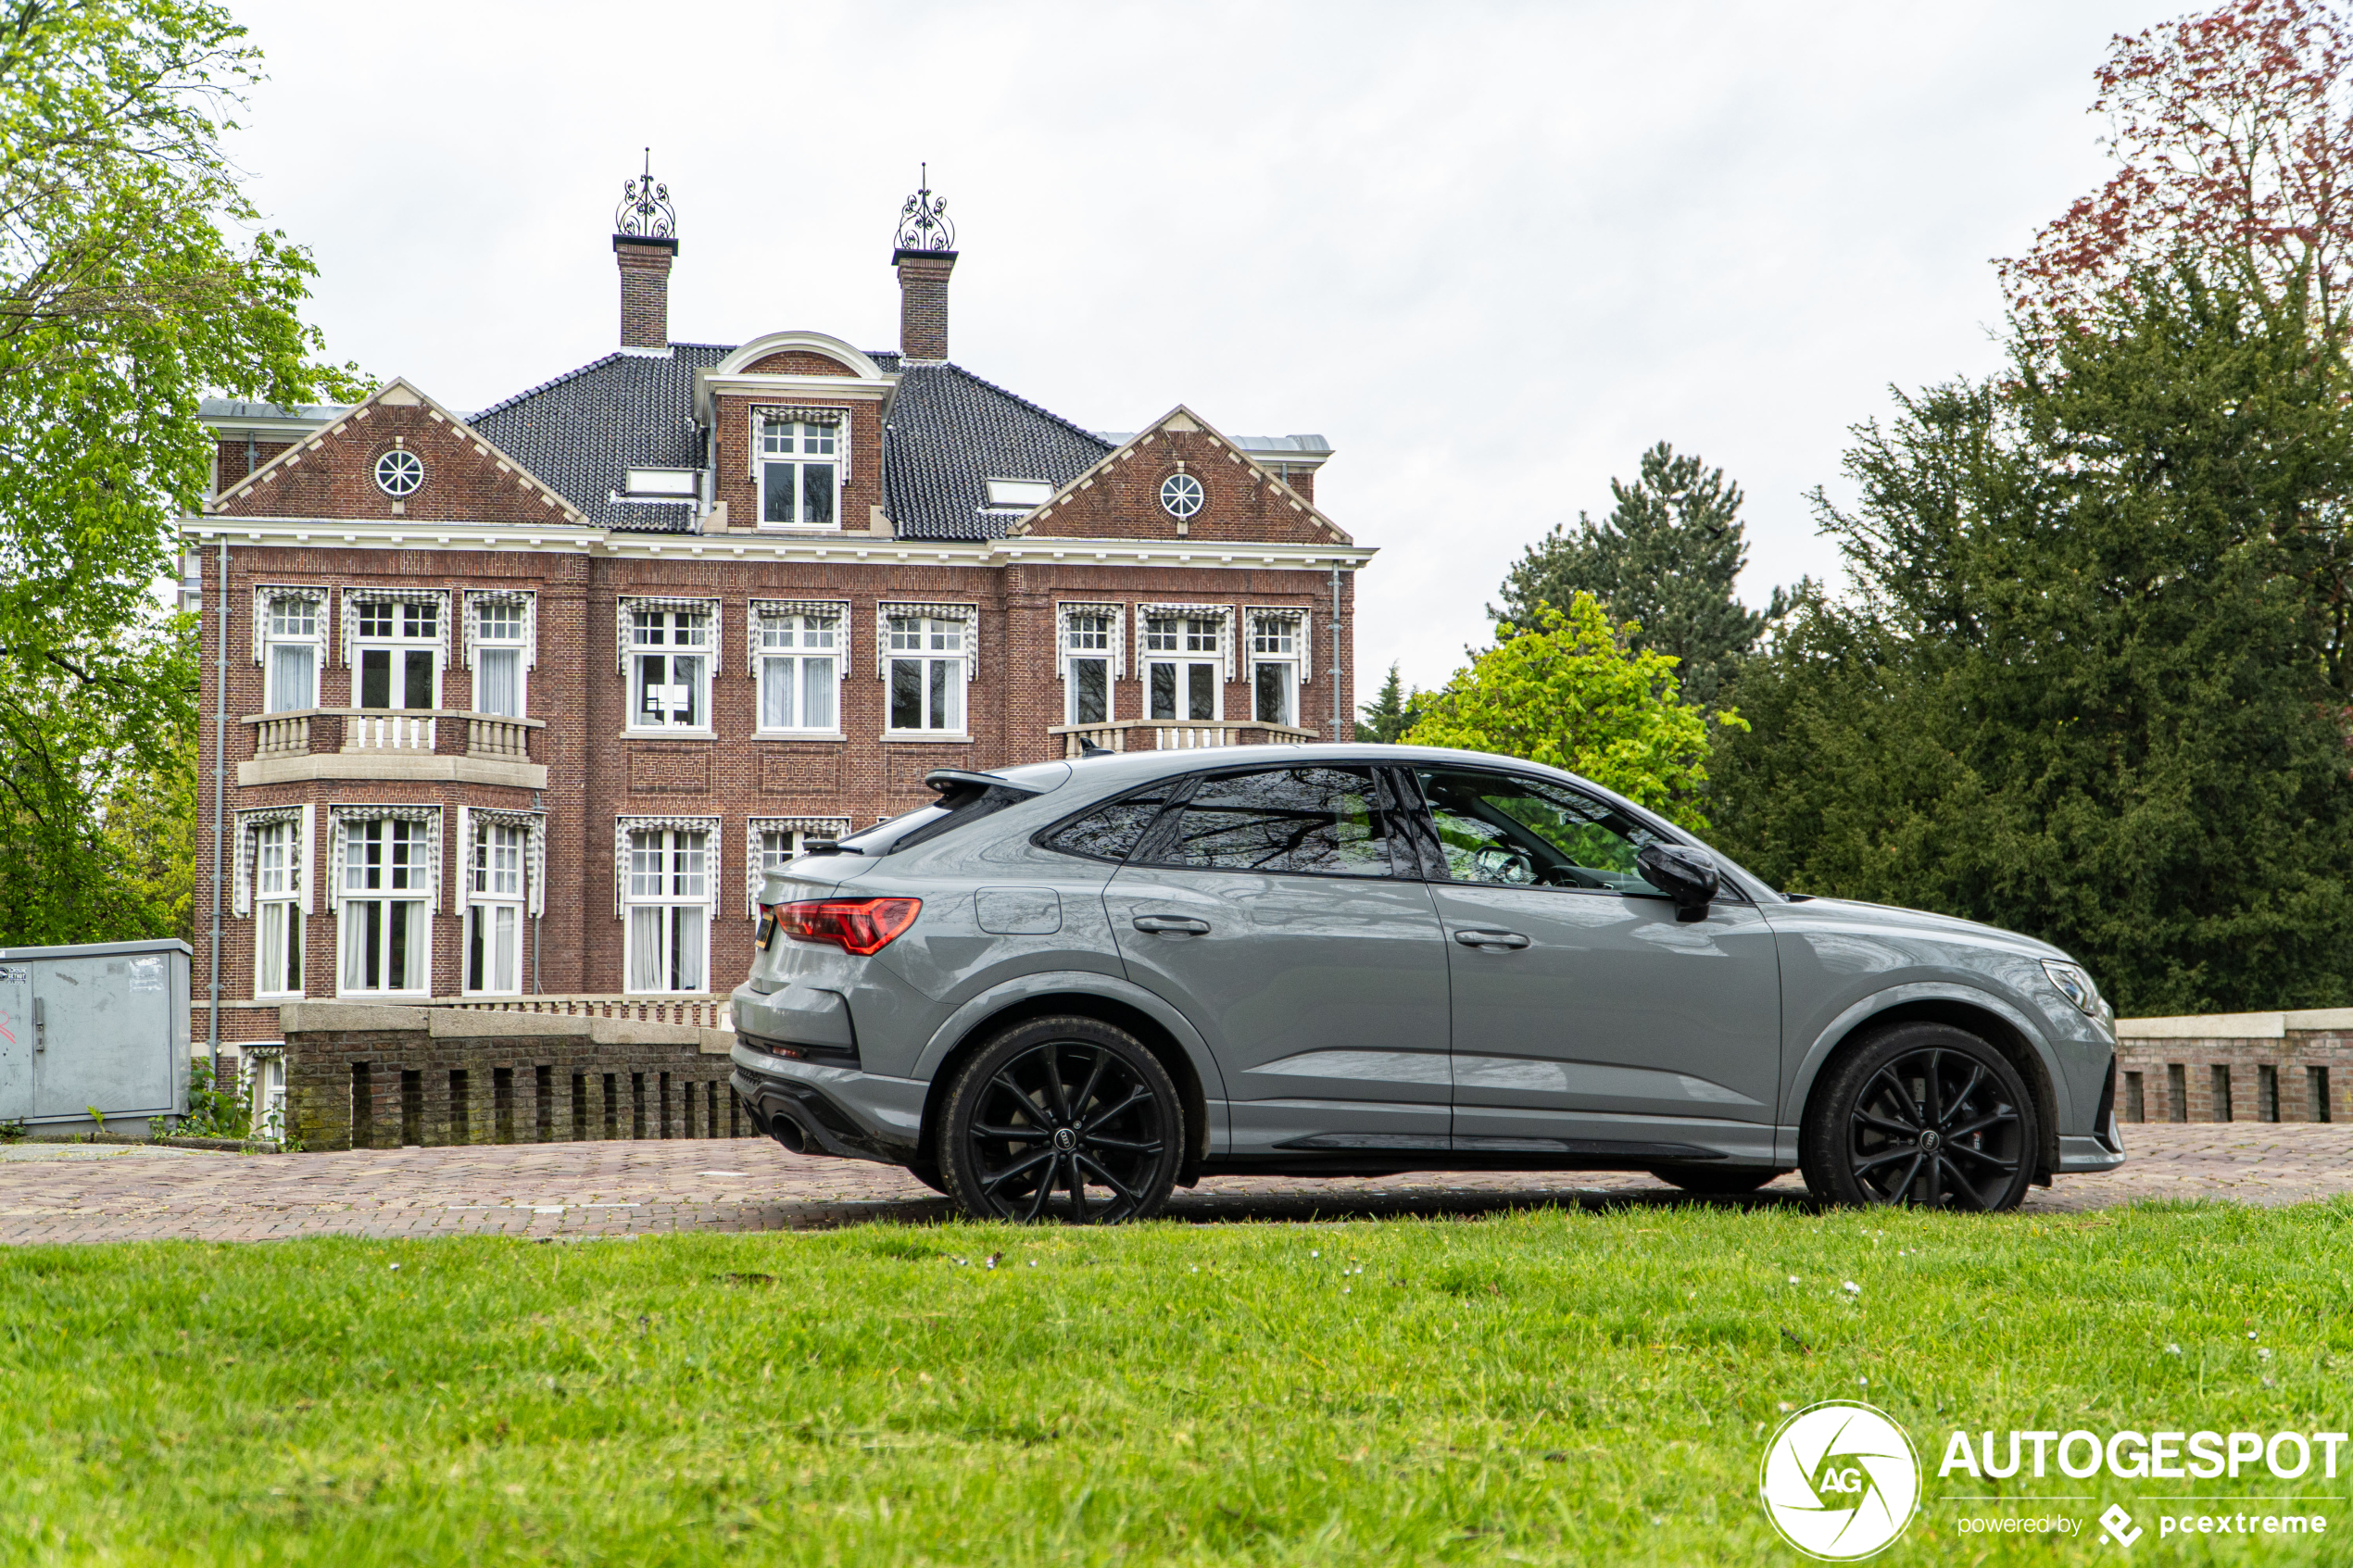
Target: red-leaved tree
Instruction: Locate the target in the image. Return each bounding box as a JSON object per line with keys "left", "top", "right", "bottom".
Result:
{"left": 2002, "top": 0, "right": 2353, "bottom": 329}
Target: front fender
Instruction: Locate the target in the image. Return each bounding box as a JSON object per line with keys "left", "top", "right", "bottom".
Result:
{"left": 1780, "top": 981, "right": 2073, "bottom": 1141}
{"left": 911, "top": 969, "right": 1231, "bottom": 1109}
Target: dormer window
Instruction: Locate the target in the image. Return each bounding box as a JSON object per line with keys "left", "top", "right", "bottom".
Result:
{"left": 624, "top": 468, "right": 698, "bottom": 501}
{"left": 984, "top": 478, "right": 1054, "bottom": 509}
{"left": 760, "top": 418, "right": 839, "bottom": 528}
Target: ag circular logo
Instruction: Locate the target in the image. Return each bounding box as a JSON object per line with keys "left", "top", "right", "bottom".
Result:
{"left": 1758, "top": 1400, "right": 1920, "bottom": 1560}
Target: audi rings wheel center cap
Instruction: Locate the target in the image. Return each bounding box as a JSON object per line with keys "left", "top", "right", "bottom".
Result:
{"left": 1053, "top": 1127, "right": 1078, "bottom": 1152}
{"left": 1919, "top": 1130, "right": 1942, "bottom": 1152}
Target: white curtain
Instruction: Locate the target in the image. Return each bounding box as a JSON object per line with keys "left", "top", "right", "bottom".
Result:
{"left": 802, "top": 659, "right": 836, "bottom": 728}
{"left": 476, "top": 647, "right": 520, "bottom": 716}
{"left": 672, "top": 906, "right": 707, "bottom": 992}
{"left": 269, "top": 645, "right": 315, "bottom": 712}
{"left": 629, "top": 907, "right": 663, "bottom": 992}
{"left": 761, "top": 657, "right": 793, "bottom": 728}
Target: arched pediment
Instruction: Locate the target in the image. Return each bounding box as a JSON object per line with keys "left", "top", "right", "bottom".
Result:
{"left": 712, "top": 331, "right": 885, "bottom": 380}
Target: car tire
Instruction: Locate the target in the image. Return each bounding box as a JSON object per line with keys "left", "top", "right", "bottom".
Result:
{"left": 1646, "top": 1164, "right": 1790, "bottom": 1195}
{"left": 1799, "top": 1022, "right": 2041, "bottom": 1211}
{"left": 937, "top": 1015, "right": 1183, "bottom": 1224}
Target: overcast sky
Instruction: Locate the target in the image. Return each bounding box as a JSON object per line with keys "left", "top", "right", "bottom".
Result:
{"left": 226, "top": 0, "right": 2158, "bottom": 695}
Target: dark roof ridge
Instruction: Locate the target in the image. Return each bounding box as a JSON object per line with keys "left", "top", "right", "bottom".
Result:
{"left": 928, "top": 362, "right": 1113, "bottom": 457}
{"left": 470, "top": 343, "right": 741, "bottom": 425}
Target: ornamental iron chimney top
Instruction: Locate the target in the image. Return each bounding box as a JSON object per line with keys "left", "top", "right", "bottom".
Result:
{"left": 892, "top": 163, "right": 955, "bottom": 258}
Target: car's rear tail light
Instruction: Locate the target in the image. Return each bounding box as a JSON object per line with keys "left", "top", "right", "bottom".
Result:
{"left": 776, "top": 897, "right": 922, "bottom": 957}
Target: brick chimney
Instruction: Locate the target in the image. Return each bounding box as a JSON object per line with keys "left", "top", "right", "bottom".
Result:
{"left": 613, "top": 153, "right": 678, "bottom": 350}
{"left": 892, "top": 167, "right": 958, "bottom": 362}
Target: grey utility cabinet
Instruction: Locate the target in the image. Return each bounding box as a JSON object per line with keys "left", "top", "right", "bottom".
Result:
{"left": 0, "top": 939, "right": 191, "bottom": 1135}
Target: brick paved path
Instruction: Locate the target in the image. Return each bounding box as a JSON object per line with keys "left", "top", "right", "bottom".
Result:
{"left": 2, "top": 1124, "right": 2348, "bottom": 1245}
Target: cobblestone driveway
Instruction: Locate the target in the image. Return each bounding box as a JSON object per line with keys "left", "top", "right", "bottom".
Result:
{"left": 2, "top": 1124, "right": 2347, "bottom": 1245}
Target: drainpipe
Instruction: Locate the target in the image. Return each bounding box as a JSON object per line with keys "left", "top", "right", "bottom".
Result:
{"left": 1329, "top": 565, "right": 1342, "bottom": 741}
{"left": 208, "top": 535, "right": 229, "bottom": 1085}
{"left": 532, "top": 789, "right": 543, "bottom": 995}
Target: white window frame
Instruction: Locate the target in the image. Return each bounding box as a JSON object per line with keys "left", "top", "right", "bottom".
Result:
{"left": 752, "top": 603, "right": 847, "bottom": 736}
{"left": 619, "top": 818, "right": 717, "bottom": 995}
{"left": 465, "top": 592, "right": 535, "bottom": 718}
{"left": 623, "top": 601, "right": 716, "bottom": 734}
{"left": 256, "top": 589, "right": 325, "bottom": 713}
{"left": 878, "top": 604, "right": 975, "bottom": 738}
{"left": 462, "top": 819, "right": 526, "bottom": 997}
{"left": 237, "top": 808, "right": 312, "bottom": 998}
{"left": 333, "top": 810, "right": 438, "bottom": 998}
{"left": 1060, "top": 605, "right": 1121, "bottom": 726}
{"left": 1246, "top": 609, "right": 1311, "bottom": 729}
{"left": 1143, "top": 615, "right": 1225, "bottom": 723}
{"left": 747, "top": 816, "right": 852, "bottom": 916}
{"left": 349, "top": 594, "right": 445, "bottom": 714}
{"left": 757, "top": 416, "right": 844, "bottom": 530}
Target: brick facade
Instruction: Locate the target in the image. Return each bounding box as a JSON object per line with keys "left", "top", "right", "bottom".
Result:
{"left": 187, "top": 197, "right": 1369, "bottom": 1054}
{"left": 2114, "top": 1017, "right": 2350, "bottom": 1124}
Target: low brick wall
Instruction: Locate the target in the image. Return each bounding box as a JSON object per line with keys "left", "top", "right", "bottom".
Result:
{"left": 279, "top": 1002, "right": 751, "bottom": 1152}
{"left": 2113, "top": 1010, "right": 2353, "bottom": 1125}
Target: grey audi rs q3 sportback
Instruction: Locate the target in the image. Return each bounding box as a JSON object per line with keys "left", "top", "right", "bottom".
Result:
{"left": 730, "top": 746, "right": 2124, "bottom": 1223}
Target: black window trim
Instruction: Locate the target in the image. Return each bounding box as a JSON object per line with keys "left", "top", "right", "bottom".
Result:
{"left": 1391, "top": 761, "right": 1751, "bottom": 904}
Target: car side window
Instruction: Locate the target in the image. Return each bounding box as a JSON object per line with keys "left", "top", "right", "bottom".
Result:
{"left": 1035, "top": 790, "right": 1170, "bottom": 864}
{"left": 1414, "top": 768, "right": 1665, "bottom": 894}
{"left": 1142, "top": 765, "right": 1396, "bottom": 878}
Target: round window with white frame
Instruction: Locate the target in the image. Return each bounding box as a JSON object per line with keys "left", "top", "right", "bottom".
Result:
{"left": 374, "top": 448, "right": 424, "bottom": 497}
{"left": 1159, "top": 472, "right": 1204, "bottom": 520}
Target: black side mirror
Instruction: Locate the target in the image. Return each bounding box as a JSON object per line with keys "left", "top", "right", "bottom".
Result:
{"left": 1637, "top": 843, "right": 1720, "bottom": 922}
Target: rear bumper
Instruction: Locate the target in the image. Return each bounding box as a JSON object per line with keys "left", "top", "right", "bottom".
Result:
{"left": 730, "top": 1045, "right": 926, "bottom": 1164}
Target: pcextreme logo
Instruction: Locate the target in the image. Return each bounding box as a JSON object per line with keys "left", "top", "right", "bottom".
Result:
{"left": 1759, "top": 1400, "right": 1922, "bottom": 1561}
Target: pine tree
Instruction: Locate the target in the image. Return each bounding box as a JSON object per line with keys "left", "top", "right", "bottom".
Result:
{"left": 1358, "top": 662, "right": 1419, "bottom": 743}
{"left": 1491, "top": 443, "right": 1786, "bottom": 708}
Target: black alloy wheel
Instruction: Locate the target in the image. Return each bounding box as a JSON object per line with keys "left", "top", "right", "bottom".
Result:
{"left": 938, "top": 1016, "right": 1183, "bottom": 1224}
{"left": 1646, "top": 1164, "right": 1791, "bottom": 1196}
{"left": 1800, "top": 1022, "right": 2041, "bottom": 1212}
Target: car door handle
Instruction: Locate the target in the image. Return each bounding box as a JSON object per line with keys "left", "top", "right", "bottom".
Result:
{"left": 1132, "top": 915, "right": 1211, "bottom": 935}
{"left": 1453, "top": 929, "right": 1530, "bottom": 949}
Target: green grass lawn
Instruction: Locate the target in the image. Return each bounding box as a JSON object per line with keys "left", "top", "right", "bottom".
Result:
{"left": 6, "top": 1200, "right": 2353, "bottom": 1566}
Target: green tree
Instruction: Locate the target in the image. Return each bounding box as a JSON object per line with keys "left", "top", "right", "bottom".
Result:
{"left": 1357, "top": 661, "right": 1425, "bottom": 743}
{"left": 0, "top": 0, "right": 359, "bottom": 945}
{"left": 1404, "top": 594, "right": 1742, "bottom": 832}
{"left": 1714, "top": 272, "right": 2353, "bottom": 1016}
{"left": 1492, "top": 443, "right": 1789, "bottom": 708}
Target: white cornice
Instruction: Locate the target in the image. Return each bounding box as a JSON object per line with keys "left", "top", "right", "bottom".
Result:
{"left": 180, "top": 515, "right": 1378, "bottom": 571}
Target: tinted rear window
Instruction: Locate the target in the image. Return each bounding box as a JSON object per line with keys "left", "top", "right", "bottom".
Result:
{"left": 1139, "top": 766, "right": 1396, "bottom": 877}
{"left": 839, "top": 783, "right": 1034, "bottom": 856}
{"left": 1036, "top": 790, "right": 1170, "bottom": 863}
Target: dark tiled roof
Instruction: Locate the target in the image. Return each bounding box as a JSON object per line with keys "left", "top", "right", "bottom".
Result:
{"left": 463, "top": 345, "right": 1110, "bottom": 540}
{"left": 882, "top": 363, "right": 1112, "bottom": 538}
{"left": 469, "top": 345, "right": 730, "bottom": 533}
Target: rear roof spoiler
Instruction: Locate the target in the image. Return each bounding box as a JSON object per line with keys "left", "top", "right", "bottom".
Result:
{"left": 923, "top": 768, "right": 1042, "bottom": 797}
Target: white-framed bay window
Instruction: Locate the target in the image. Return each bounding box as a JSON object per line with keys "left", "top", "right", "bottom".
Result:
{"left": 459, "top": 807, "right": 543, "bottom": 996}
{"left": 253, "top": 587, "right": 326, "bottom": 712}
{"left": 234, "top": 805, "right": 313, "bottom": 997}
{"left": 757, "top": 410, "right": 844, "bottom": 529}
{"left": 1247, "top": 608, "right": 1311, "bottom": 728}
{"left": 1140, "top": 604, "right": 1232, "bottom": 723}
{"left": 345, "top": 590, "right": 447, "bottom": 712}
{"left": 619, "top": 816, "right": 717, "bottom": 994}
{"left": 748, "top": 816, "right": 852, "bottom": 916}
{"left": 331, "top": 806, "right": 439, "bottom": 997}
{"left": 619, "top": 597, "right": 718, "bottom": 732}
{"left": 879, "top": 602, "right": 975, "bottom": 736}
{"left": 465, "top": 591, "right": 535, "bottom": 717}
{"left": 750, "top": 599, "right": 847, "bottom": 734}
{"left": 1057, "top": 603, "right": 1125, "bottom": 726}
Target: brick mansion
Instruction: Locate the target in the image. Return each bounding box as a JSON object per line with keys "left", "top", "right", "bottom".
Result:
{"left": 189, "top": 169, "right": 1372, "bottom": 1055}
